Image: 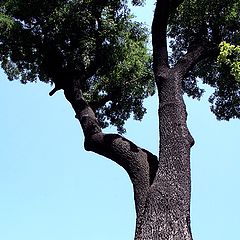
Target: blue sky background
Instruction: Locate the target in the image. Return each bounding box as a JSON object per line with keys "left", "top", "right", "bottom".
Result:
{"left": 0, "top": 1, "right": 239, "bottom": 239}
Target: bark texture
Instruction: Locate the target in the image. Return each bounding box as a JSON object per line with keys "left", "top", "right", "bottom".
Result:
{"left": 134, "top": 69, "right": 194, "bottom": 240}
{"left": 132, "top": 1, "right": 197, "bottom": 238}
{"left": 63, "top": 80, "right": 159, "bottom": 217}
{"left": 55, "top": 0, "right": 214, "bottom": 239}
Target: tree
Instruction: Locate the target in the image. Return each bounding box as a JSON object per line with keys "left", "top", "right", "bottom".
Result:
{"left": 0, "top": 0, "right": 239, "bottom": 239}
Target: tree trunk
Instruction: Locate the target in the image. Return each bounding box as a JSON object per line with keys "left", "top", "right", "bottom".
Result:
{"left": 134, "top": 70, "right": 194, "bottom": 240}
{"left": 62, "top": 72, "right": 193, "bottom": 239}
{"left": 62, "top": 67, "right": 194, "bottom": 239}
{"left": 61, "top": 1, "right": 200, "bottom": 238}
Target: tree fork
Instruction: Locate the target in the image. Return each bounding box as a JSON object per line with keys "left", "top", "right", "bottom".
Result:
{"left": 133, "top": 69, "right": 194, "bottom": 239}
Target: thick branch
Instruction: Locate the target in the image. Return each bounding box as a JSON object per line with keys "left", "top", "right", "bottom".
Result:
{"left": 85, "top": 133, "right": 158, "bottom": 215}
{"left": 63, "top": 81, "right": 158, "bottom": 216}
{"left": 174, "top": 45, "right": 219, "bottom": 78}
{"left": 152, "top": 0, "right": 184, "bottom": 77}
{"left": 152, "top": 0, "right": 170, "bottom": 76}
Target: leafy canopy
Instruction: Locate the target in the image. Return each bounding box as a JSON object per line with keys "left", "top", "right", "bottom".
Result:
{"left": 169, "top": 0, "right": 240, "bottom": 120}
{"left": 0, "top": 0, "right": 154, "bottom": 133}
{"left": 1, "top": 0, "right": 239, "bottom": 126}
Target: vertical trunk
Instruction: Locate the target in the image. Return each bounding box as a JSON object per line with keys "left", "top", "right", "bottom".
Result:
{"left": 135, "top": 71, "right": 194, "bottom": 240}
{"left": 61, "top": 0, "right": 200, "bottom": 236}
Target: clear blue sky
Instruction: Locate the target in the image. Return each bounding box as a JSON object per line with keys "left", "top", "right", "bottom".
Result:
{"left": 0, "top": 1, "right": 239, "bottom": 240}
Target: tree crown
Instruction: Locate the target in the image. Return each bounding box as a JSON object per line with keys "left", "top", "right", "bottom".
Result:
{"left": 1, "top": 0, "right": 239, "bottom": 126}
{"left": 0, "top": 0, "right": 154, "bottom": 133}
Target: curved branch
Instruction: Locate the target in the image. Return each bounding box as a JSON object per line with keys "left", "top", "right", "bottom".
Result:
{"left": 84, "top": 133, "right": 158, "bottom": 215}
{"left": 63, "top": 80, "right": 158, "bottom": 216}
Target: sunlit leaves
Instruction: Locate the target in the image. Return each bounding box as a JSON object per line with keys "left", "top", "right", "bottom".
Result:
{"left": 217, "top": 41, "right": 240, "bottom": 82}
{"left": 0, "top": 13, "right": 14, "bottom": 32}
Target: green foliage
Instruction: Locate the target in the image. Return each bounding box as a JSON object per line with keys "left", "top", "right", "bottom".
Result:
{"left": 217, "top": 41, "right": 240, "bottom": 82}
{"left": 0, "top": 12, "right": 14, "bottom": 31}
{"left": 0, "top": 0, "right": 154, "bottom": 133}
{"left": 168, "top": 0, "right": 240, "bottom": 120}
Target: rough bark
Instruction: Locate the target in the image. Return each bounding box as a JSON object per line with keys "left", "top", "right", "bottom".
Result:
{"left": 134, "top": 69, "right": 194, "bottom": 240}
{"left": 133, "top": 1, "right": 195, "bottom": 239}
{"left": 54, "top": 0, "right": 212, "bottom": 239}
{"left": 63, "top": 80, "right": 158, "bottom": 218}
{"left": 61, "top": 64, "right": 196, "bottom": 240}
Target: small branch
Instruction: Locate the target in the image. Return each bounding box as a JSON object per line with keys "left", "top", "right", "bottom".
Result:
{"left": 49, "top": 86, "right": 61, "bottom": 96}
{"left": 174, "top": 45, "right": 206, "bottom": 77}
{"left": 89, "top": 95, "right": 111, "bottom": 111}
{"left": 89, "top": 87, "right": 122, "bottom": 111}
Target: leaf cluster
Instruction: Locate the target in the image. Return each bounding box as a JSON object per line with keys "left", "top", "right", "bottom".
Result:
{"left": 217, "top": 41, "right": 240, "bottom": 82}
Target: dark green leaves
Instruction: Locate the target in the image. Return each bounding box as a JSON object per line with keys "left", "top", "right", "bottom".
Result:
{"left": 0, "top": 0, "right": 154, "bottom": 132}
